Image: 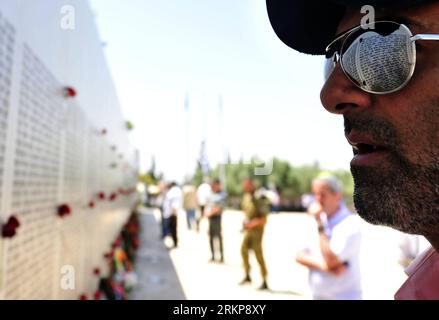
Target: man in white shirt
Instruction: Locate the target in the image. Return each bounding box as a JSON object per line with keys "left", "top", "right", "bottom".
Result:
{"left": 162, "top": 182, "right": 183, "bottom": 248}
{"left": 196, "top": 178, "right": 212, "bottom": 231}
{"left": 296, "top": 175, "right": 362, "bottom": 300}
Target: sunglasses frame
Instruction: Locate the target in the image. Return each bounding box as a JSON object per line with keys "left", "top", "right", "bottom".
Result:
{"left": 325, "top": 21, "right": 439, "bottom": 95}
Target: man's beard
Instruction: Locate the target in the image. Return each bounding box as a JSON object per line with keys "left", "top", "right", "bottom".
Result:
{"left": 345, "top": 113, "right": 439, "bottom": 235}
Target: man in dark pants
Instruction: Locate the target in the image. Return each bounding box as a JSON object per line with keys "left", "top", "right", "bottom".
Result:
{"left": 240, "top": 179, "right": 269, "bottom": 290}
{"left": 266, "top": 0, "right": 439, "bottom": 298}
{"left": 162, "top": 182, "right": 183, "bottom": 248}
{"left": 205, "top": 179, "right": 227, "bottom": 263}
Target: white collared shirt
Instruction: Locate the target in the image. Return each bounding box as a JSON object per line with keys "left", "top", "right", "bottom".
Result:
{"left": 197, "top": 183, "right": 212, "bottom": 206}
{"left": 303, "top": 203, "right": 363, "bottom": 300}
{"left": 162, "top": 186, "right": 183, "bottom": 219}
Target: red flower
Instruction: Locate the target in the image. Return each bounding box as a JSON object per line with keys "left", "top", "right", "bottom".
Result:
{"left": 2, "top": 216, "right": 21, "bottom": 238}
{"left": 94, "top": 291, "right": 102, "bottom": 300}
{"left": 88, "top": 201, "right": 95, "bottom": 209}
{"left": 64, "top": 87, "right": 77, "bottom": 98}
{"left": 97, "top": 192, "right": 105, "bottom": 200}
{"left": 109, "top": 193, "right": 117, "bottom": 201}
{"left": 79, "top": 294, "right": 88, "bottom": 300}
{"left": 8, "top": 216, "right": 20, "bottom": 228}
{"left": 57, "top": 204, "right": 72, "bottom": 218}
{"left": 2, "top": 228, "right": 16, "bottom": 238}
{"left": 104, "top": 251, "right": 113, "bottom": 259}
{"left": 111, "top": 237, "right": 122, "bottom": 250}
{"left": 93, "top": 267, "right": 101, "bottom": 276}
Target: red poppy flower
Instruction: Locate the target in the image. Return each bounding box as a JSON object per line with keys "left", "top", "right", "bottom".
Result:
{"left": 93, "top": 267, "right": 101, "bottom": 275}
{"left": 94, "top": 291, "right": 102, "bottom": 300}
{"left": 79, "top": 294, "right": 88, "bottom": 300}
{"left": 8, "top": 216, "right": 20, "bottom": 228}
{"left": 88, "top": 201, "right": 95, "bottom": 209}
{"left": 2, "top": 216, "right": 21, "bottom": 238}
{"left": 104, "top": 252, "right": 113, "bottom": 259}
{"left": 64, "top": 87, "right": 77, "bottom": 98}
{"left": 109, "top": 193, "right": 117, "bottom": 201}
{"left": 97, "top": 192, "right": 105, "bottom": 200}
{"left": 57, "top": 204, "right": 72, "bottom": 218}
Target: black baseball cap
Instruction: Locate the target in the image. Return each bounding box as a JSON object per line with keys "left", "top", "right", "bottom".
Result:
{"left": 266, "top": 0, "right": 433, "bottom": 55}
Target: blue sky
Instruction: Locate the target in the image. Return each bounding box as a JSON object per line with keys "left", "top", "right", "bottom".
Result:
{"left": 89, "top": 0, "right": 353, "bottom": 182}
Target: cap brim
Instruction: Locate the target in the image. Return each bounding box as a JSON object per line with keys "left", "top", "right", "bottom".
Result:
{"left": 266, "top": 0, "right": 345, "bottom": 55}
{"left": 266, "top": 0, "right": 432, "bottom": 55}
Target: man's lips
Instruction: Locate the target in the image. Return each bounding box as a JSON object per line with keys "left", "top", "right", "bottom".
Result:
{"left": 346, "top": 131, "right": 389, "bottom": 166}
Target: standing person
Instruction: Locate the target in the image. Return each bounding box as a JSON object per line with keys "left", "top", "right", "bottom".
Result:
{"left": 239, "top": 179, "right": 269, "bottom": 290}
{"left": 196, "top": 178, "right": 212, "bottom": 232}
{"left": 155, "top": 182, "right": 168, "bottom": 240}
{"left": 266, "top": 0, "right": 439, "bottom": 299}
{"left": 296, "top": 176, "right": 362, "bottom": 300}
{"left": 162, "top": 182, "right": 183, "bottom": 248}
{"left": 183, "top": 184, "right": 198, "bottom": 230}
{"left": 205, "top": 179, "right": 227, "bottom": 263}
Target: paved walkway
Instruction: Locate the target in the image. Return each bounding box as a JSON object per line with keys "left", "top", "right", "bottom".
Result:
{"left": 130, "top": 208, "right": 409, "bottom": 300}
{"left": 130, "top": 209, "right": 185, "bottom": 299}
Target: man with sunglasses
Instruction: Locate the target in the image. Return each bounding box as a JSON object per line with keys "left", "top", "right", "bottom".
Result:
{"left": 266, "top": 0, "right": 439, "bottom": 299}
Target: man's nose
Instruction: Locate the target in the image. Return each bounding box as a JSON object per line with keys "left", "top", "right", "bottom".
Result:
{"left": 320, "top": 63, "right": 373, "bottom": 115}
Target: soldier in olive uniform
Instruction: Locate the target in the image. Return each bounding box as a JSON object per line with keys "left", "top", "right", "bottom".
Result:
{"left": 239, "top": 179, "right": 269, "bottom": 290}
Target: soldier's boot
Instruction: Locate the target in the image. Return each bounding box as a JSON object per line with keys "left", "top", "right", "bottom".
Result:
{"left": 239, "top": 274, "right": 251, "bottom": 285}
{"left": 258, "top": 280, "right": 268, "bottom": 291}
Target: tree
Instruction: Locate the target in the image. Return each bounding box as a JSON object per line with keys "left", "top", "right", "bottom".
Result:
{"left": 189, "top": 156, "right": 354, "bottom": 210}
{"left": 138, "top": 156, "right": 162, "bottom": 185}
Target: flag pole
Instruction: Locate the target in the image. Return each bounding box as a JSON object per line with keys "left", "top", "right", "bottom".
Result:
{"left": 218, "top": 95, "right": 226, "bottom": 189}
{"left": 184, "top": 93, "right": 190, "bottom": 183}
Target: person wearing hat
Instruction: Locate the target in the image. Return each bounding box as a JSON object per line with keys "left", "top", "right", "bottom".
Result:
{"left": 239, "top": 179, "right": 270, "bottom": 290}
{"left": 266, "top": 0, "right": 439, "bottom": 299}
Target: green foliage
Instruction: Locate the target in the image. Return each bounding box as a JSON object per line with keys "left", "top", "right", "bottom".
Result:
{"left": 190, "top": 157, "right": 354, "bottom": 206}
{"left": 192, "top": 167, "right": 205, "bottom": 186}
{"left": 139, "top": 156, "right": 162, "bottom": 185}
{"left": 126, "top": 121, "right": 134, "bottom": 131}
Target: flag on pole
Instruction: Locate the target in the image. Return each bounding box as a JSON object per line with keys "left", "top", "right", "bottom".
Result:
{"left": 199, "top": 140, "right": 209, "bottom": 176}
{"left": 184, "top": 93, "right": 189, "bottom": 111}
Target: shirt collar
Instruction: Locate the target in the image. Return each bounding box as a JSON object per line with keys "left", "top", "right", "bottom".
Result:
{"left": 327, "top": 202, "right": 351, "bottom": 230}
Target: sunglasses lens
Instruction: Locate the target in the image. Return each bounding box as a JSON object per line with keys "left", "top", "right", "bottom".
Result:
{"left": 340, "top": 22, "right": 416, "bottom": 94}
